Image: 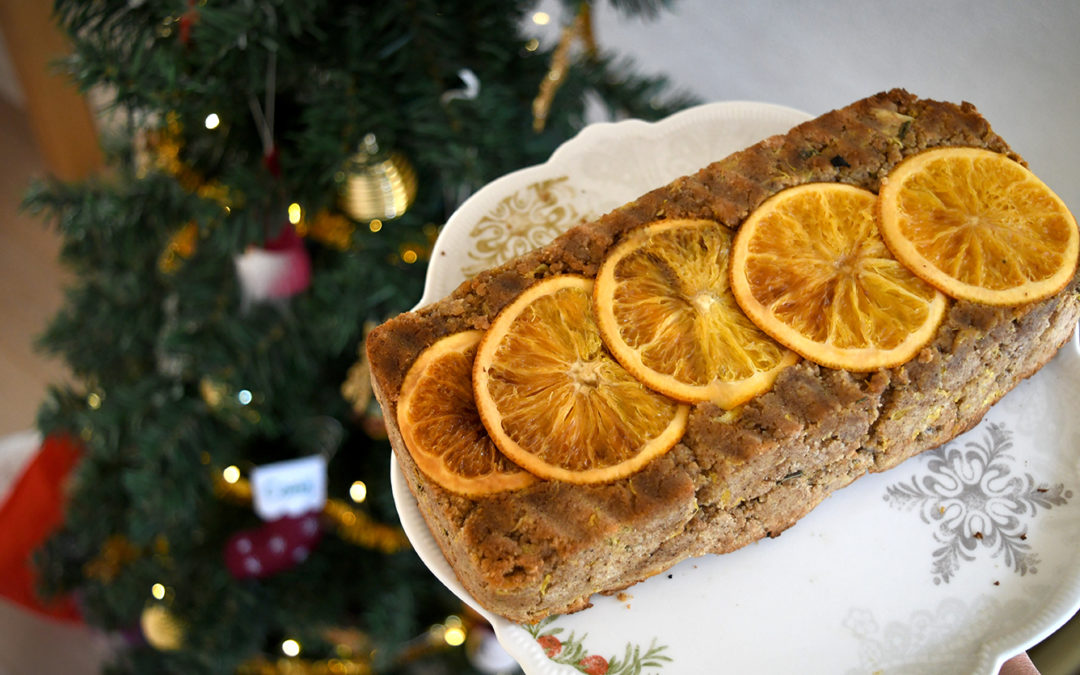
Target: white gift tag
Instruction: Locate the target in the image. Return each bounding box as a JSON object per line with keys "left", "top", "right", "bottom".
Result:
{"left": 250, "top": 455, "right": 327, "bottom": 520}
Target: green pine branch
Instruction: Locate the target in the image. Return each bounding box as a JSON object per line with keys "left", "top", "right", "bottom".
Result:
{"left": 29, "top": 1, "right": 694, "bottom": 672}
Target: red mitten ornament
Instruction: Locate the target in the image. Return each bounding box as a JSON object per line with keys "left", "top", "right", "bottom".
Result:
{"left": 234, "top": 223, "right": 311, "bottom": 308}
{"left": 224, "top": 510, "right": 322, "bottom": 580}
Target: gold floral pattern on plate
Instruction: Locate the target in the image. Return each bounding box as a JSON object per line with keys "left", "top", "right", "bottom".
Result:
{"left": 463, "top": 177, "right": 586, "bottom": 278}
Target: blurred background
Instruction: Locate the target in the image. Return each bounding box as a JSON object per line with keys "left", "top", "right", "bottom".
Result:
{"left": 0, "top": 1, "right": 1078, "bottom": 673}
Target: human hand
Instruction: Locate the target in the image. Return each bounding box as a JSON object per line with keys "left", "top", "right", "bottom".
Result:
{"left": 999, "top": 653, "right": 1039, "bottom": 675}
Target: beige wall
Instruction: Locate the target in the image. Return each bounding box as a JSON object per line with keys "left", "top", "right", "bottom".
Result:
{"left": 0, "top": 25, "right": 25, "bottom": 106}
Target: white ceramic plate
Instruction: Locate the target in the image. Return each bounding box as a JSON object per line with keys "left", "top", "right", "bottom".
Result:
{"left": 389, "top": 101, "right": 1080, "bottom": 674}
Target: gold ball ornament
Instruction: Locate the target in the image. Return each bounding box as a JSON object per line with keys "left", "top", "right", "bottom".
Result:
{"left": 141, "top": 604, "right": 185, "bottom": 651}
{"left": 339, "top": 134, "right": 417, "bottom": 222}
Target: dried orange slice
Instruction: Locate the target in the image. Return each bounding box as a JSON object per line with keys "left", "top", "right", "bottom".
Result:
{"left": 397, "top": 330, "right": 537, "bottom": 496}
{"left": 593, "top": 218, "right": 798, "bottom": 406}
{"left": 473, "top": 275, "right": 689, "bottom": 484}
{"left": 730, "top": 182, "right": 947, "bottom": 371}
{"left": 879, "top": 147, "right": 1079, "bottom": 306}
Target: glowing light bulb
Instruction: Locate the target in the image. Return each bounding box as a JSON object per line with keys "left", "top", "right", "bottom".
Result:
{"left": 532, "top": 11, "right": 550, "bottom": 25}
{"left": 151, "top": 583, "right": 166, "bottom": 600}
{"left": 369, "top": 219, "right": 383, "bottom": 233}
{"left": 349, "top": 481, "right": 367, "bottom": 503}
{"left": 204, "top": 113, "right": 220, "bottom": 129}
{"left": 402, "top": 249, "right": 418, "bottom": 264}
{"left": 223, "top": 466, "right": 241, "bottom": 484}
{"left": 281, "top": 639, "right": 301, "bottom": 657}
{"left": 87, "top": 392, "right": 102, "bottom": 409}
{"left": 237, "top": 389, "right": 252, "bottom": 405}
{"left": 288, "top": 203, "right": 302, "bottom": 225}
{"left": 443, "top": 615, "right": 466, "bottom": 646}
{"left": 444, "top": 625, "right": 466, "bottom": 646}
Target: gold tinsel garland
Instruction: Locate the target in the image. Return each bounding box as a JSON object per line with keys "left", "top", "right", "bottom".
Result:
{"left": 83, "top": 533, "right": 172, "bottom": 583}
{"left": 340, "top": 321, "right": 376, "bottom": 416}
{"left": 148, "top": 112, "right": 362, "bottom": 273}
{"left": 296, "top": 210, "right": 357, "bottom": 251}
{"left": 237, "top": 656, "right": 372, "bottom": 675}
{"left": 83, "top": 534, "right": 141, "bottom": 582}
{"left": 237, "top": 625, "right": 380, "bottom": 674}
{"left": 159, "top": 220, "right": 200, "bottom": 273}
{"left": 532, "top": 4, "right": 597, "bottom": 132}
{"left": 143, "top": 112, "right": 233, "bottom": 208}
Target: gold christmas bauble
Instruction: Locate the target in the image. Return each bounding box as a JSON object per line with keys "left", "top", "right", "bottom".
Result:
{"left": 141, "top": 604, "right": 185, "bottom": 651}
{"left": 339, "top": 134, "right": 417, "bottom": 222}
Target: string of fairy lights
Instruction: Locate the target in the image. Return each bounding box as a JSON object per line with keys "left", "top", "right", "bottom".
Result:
{"left": 129, "top": 8, "right": 592, "bottom": 669}
{"left": 155, "top": 107, "right": 428, "bottom": 271}
{"left": 126, "top": 103, "right": 436, "bottom": 664}
{"left": 135, "top": 461, "right": 471, "bottom": 666}
{"left": 177, "top": 1, "right": 587, "bottom": 267}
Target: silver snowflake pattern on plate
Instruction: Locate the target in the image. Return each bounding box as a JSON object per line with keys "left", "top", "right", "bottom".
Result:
{"left": 883, "top": 422, "right": 1071, "bottom": 584}
{"left": 841, "top": 593, "right": 1039, "bottom": 675}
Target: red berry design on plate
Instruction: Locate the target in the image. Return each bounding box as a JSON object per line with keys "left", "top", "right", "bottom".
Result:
{"left": 579, "top": 654, "right": 608, "bottom": 675}
{"left": 537, "top": 634, "right": 562, "bottom": 658}
{"left": 525, "top": 616, "right": 670, "bottom": 673}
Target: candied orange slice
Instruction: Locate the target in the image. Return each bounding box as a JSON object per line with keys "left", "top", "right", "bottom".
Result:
{"left": 593, "top": 218, "right": 798, "bottom": 406}
{"left": 878, "top": 147, "right": 1079, "bottom": 306}
{"left": 730, "top": 182, "right": 947, "bottom": 371}
{"left": 473, "top": 275, "right": 689, "bottom": 484}
{"left": 397, "top": 330, "right": 537, "bottom": 496}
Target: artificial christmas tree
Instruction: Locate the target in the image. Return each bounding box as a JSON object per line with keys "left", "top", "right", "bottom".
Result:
{"left": 22, "top": 1, "right": 695, "bottom": 672}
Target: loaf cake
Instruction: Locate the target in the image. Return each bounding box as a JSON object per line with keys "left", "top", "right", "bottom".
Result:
{"left": 367, "top": 89, "right": 1080, "bottom": 623}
